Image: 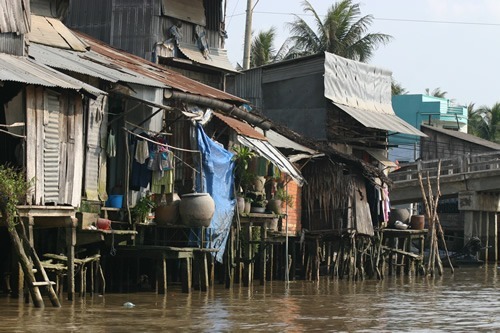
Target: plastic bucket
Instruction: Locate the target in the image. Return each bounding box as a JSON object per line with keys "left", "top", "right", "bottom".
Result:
{"left": 106, "top": 195, "right": 123, "bottom": 208}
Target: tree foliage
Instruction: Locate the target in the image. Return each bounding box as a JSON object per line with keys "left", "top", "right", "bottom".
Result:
{"left": 286, "top": 0, "right": 392, "bottom": 62}
{"left": 471, "top": 102, "right": 500, "bottom": 143}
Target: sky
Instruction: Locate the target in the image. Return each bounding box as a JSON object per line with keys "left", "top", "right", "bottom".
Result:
{"left": 224, "top": 0, "right": 500, "bottom": 108}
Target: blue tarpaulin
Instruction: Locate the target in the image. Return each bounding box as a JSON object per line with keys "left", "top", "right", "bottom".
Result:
{"left": 196, "top": 124, "right": 235, "bottom": 263}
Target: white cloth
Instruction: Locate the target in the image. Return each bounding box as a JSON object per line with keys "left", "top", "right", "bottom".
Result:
{"left": 135, "top": 140, "right": 149, "bottom": 164}
{"left": 106, "top": 131, "right": 116, "bottom": 158}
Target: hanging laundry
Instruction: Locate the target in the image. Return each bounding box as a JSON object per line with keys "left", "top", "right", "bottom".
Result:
{"left": 135, "top": 139, "right": 149, "bottom": 164}
{"left": 107, "top": 129, "right": 116, "bottom": 158}
{"left": 130, "top": 134, "right": 153, "bottom": 191}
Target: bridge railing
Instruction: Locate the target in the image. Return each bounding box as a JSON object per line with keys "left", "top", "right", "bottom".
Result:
{"left": 389, "top": 151, "right": 500, "bottom": 182}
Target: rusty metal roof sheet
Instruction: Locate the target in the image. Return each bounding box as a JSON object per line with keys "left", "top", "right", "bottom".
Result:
{"left": 0, "top": 53, "right": 105, "bottom": 96}
{"left": 177, "top": 42, "right": 237, "bottom": 73}
{"left": 75, "top": 31, "right": 246, "bottom": 104}
{"left": 213, "top": 112, "right": 266, "bottom": 140}
{"left": 30, "top": 43, "right": 166, "bottom": 88}
{"left": 0, "top": 0, "right": 30, "bottom": 33}
{"left": 29, "top": 15, "right": 87, "bottom": 51}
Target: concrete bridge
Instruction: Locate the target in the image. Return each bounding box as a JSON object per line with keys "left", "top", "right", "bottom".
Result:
{"left": 389, "top": 151, "right": 500, "bottom": 262}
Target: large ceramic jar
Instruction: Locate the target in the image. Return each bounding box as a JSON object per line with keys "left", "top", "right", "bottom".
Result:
{"left": 155, "top": 193, "right": 181, "bottom": 225}
{"left": 179, "top": 193, "right": 215, "bottom": 227}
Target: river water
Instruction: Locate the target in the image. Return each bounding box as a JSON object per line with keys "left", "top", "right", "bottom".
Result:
{"left": 1, "top": 265, "right": 499, "bottom": 332}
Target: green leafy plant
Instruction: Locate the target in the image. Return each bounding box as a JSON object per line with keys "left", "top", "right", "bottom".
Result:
{"left": 0, "top": 166, "right": 32, "bottom": 228}
{"left": 132, "top": 195, "right": 156, "bottom": 223}
{"left": 275, "top": 188, "right": 294, "bottom": 208}
{"left": 232, "top": 145, "right": 257, "bottom": 193}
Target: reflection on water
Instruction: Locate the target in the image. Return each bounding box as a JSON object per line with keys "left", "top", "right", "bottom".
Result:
{"left": 1, "top": 266, "right": 499, "bottom": 332}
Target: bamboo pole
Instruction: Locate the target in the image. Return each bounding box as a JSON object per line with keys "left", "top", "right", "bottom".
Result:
{"left": 418, "top": 160, "right": 450, "bottom": 276}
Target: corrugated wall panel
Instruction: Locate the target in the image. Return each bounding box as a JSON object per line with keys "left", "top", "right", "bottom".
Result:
{"left": 84, "top": 96, "right": 107, "bottom": 201}
{"left": 111, "top": 0, "right": 160, "bottom": 60}
{"left": 0, "top": 33, "right": 25, "bottom": 55}
{"left": 43, "top": 92, "right": 61, "bottom": 203}
{"left": 262, "top": 57, "right": 324, "bottom": 83}
{"left": 66, "top": 0, "right": 113, "bottom": 44}
{"left": 227, "top": 68, "right": 263, "bottom": 110}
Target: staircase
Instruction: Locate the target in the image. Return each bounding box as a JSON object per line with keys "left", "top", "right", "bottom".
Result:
{"left": 9, "top": 219, "right": 60, "bottom": 308}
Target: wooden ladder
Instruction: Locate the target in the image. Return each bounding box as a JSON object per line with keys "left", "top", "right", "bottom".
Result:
{"left": 11, "top": 220, "right": 61, "bottom": 308}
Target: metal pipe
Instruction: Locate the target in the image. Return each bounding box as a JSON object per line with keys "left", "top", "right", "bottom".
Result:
{"left": 165, "top": 90, "right": 273, "bottom": 130}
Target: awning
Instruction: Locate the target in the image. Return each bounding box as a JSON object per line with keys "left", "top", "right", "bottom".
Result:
{"left": 0, "top": 53, "right": 105, "bottom": 97}
{"left": 237, "top": 135, "right": 305, "bottom": 186}
{"left": 177, "top": 42, "right": 237, "bottom": 73}
{"left": 333, "top": 102, "right": 426, "bottom": 137}
{"left": 365, "top": 148, "right": 397, "bottom": 168}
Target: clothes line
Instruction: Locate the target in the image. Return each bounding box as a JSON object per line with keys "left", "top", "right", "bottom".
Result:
{"left": 125, "top": 120, "right": 172, "bottom": 136}
{"left": 123, "top": 128, "right": 203, "bottom": 190}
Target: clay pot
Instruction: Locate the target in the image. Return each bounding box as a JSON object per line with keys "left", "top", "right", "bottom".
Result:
{"left": 236, "top": 196, "right": 245, "bottom": 213}
{"left": 244, "top": 201, "right": 251, "bottom": 214}
{"left": 410, "top": 215, "right": 425, "bottom": 230}
{"left": 253, "top": 176, "right": 266, "bottom": 192}
{"left": 267, "top": 199, "right": 282, "bottom": 214}
{"left": 97, "top": 218, "right": 111, "bottom": 230}
{"left": 179, "top": 193, "right": 215, "bottom": 227}
{"left": 155, "top": 193, "right": 181, "bottom": 225}
{"left": 389, "top": 208, "right": 410, "bottom": 226}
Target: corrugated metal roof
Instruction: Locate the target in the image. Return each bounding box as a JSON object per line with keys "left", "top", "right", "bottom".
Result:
{"left": 29, "top": 15, "right": 87, "bottom": 51}
{"left": 0, "top": 0, "right": 30, "bottom": 33}
{"left": 213, "top": 112, "right": 266, "bottom": 140}
{"left": 333, "top": 102, "right": 426, "bottom": 137}
{"left": 75, "top": 31, "right": 246, "bottom": 103}
{"left": 0, "top": 53, "right": 105, "bottom": 96}
{"left": 237, "top": 135, "right": 305, "bottom": 186}
{"left": 30, "top": 43, "right": 165, "bottom": 88}
{"left": 177, "top": 42, "right": 237, "bottom": 73}
{"left": 421, "top": 124, "right": 500, "bottom": 150}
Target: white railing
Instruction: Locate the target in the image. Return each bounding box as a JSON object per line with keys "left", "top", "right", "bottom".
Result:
{"left": 389, "top": 151, "right": 500, "bottom": 182}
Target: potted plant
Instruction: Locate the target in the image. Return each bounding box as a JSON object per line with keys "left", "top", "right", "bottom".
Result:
{"left": 247, "top": 191, "right": 267, "bottom": 213}
{"left": 132, "top": 195, "right": 156, "bottom": 223}
{"left": 268, "top": 188, "right": 294, "bottom": 214}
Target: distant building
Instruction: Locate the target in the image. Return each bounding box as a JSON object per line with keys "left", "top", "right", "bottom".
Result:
{"left": 390, "top": 94, "right": 467, "bottom": 163}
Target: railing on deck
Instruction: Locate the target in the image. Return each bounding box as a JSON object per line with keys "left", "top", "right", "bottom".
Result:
{"left": 389, "top": 151, "right": 500, "bottom": 182}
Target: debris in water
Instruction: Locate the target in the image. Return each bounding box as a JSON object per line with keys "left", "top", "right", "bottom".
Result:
{"left": 123, "top": 302, "right": 135, "bottom": 308}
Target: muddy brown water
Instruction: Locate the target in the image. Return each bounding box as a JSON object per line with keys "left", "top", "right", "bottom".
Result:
{"left": 1, "top": 266, "right": 499, "bottom": 332}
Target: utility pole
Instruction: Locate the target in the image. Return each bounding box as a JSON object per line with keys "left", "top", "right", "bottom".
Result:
{"left": 242, "top": 0, "right": 253, "bottom": 69}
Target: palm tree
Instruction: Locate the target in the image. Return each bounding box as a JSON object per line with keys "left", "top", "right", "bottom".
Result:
{"left": 473, "top": 103, "right": 500, "bottom": 142}
{"left": 391, "top": 77, "right": 407, "bottom": 96}
{"left": 250, "top": 28, "right": 277, "bottom": 67}
{"left": 425, "top": 87, "right": 447, "bottom": 98}
{"left": 467, "top": 102, "right": 481, "bottom": 136}
{"left": 286, "top": 0, "right": 392, "bottom": 62}
{"left": 250, "top": 27, "right": 291, "bottom": 68}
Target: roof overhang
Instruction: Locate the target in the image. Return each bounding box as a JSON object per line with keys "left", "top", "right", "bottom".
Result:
{"left": 333, "top": 102, "right": 426, "bottom": 137}
{"left": 365, "top": 148, "right": 397, "bottom": 168}
{"left": 0, "top": 53, "right": 105, "bottom": 97}
{"left": 177, "top": 42, "right": 238, "bottom": 73}
{"left": 29, "top": 43, "right": 166, "bottom": 88}
{"left": 237, "top": 135, "right": 305, "bottom": 186}
{"left": 324, "top": 51, "right": 425, "bottom": 137}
